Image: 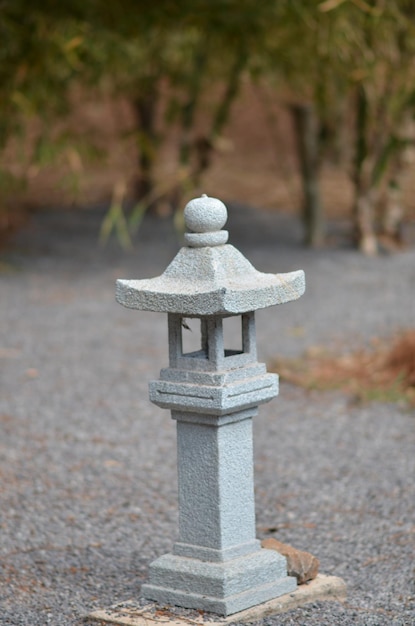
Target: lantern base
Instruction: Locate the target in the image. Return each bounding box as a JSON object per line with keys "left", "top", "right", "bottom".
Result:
{"left": 141, "top": 548, "right": 297, "bottom": 617}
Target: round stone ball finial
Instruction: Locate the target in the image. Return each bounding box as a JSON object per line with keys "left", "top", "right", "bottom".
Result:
{"left": 184, "top": 195, "right": 229, "bottom": 247}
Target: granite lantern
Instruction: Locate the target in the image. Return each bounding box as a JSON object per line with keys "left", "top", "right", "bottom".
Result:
{"left": 116, "top": 195, "right": 305, "bottom": 616}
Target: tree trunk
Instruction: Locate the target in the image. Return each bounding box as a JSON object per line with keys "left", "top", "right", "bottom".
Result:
{"left": 191, "top": 49, "right": 248, "bottom": 190}
{"left": 131, "top": 85, "right": 159, "bottom": 203}
{"left": 379, "top": 115, "right": 415, "bottom": 247}
{"left": 352, "top": 85, "right": 378, "bottom": 255}
{"left": 380, "top": 180, "right": 404, "bottom": 248}
{"left": 169, "top": 46, "right": 208, "bottom": 213}
{"left": 353, "top": 182, "right": 379, "bottom": 255}
{"left": 290, "top": 103, "right": 325, "bottom": 247}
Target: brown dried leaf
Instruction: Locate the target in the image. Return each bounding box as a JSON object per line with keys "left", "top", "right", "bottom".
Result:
{"left": 262, "top": 537, "right": 319, "bottom": 584}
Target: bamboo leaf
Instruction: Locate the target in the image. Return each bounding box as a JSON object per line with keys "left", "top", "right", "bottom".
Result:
{"left": 128, "top": 202, "right": 147, "bottom": 234}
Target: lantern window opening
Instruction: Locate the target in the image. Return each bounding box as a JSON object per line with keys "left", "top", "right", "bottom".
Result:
{"left": 180, "top": 317, "right": 209, "bottom": 360}
{"left": 222, "top": 315, "right": 243, "bottom": 358}
{"left": 167, "top": 312, "right": 258, "bottom": 372}
{"left": 178, "top": 316, "right": 209, "bottom": 359}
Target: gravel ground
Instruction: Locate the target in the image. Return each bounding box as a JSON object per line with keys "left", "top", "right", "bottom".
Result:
{"left": 1, "top": 203, "right": 414, "bottom": 626}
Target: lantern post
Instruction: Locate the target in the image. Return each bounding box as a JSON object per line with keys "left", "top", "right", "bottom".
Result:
{"left": 116, "top": 195, "right": 305, "bottom": 616}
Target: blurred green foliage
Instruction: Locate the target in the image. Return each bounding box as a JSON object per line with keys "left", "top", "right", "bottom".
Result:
{"left": 1, "top": 1, "right": 415, "bottom": 251}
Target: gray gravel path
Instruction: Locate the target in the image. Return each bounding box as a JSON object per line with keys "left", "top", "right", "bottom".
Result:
{"left": 1, "top": 203, "right": 414, "bottom": 625}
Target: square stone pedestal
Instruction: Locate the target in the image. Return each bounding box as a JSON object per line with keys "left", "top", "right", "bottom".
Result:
{"left": 88, "top": 574, "right": 347, "bottom": 625}
{"left": 141, "top": 548, "right": 296, "bottom": 616}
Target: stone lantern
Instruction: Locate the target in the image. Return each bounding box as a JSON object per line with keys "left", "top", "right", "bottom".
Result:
{"left": 116, "top": 195, "right": 305, "bottom": 616}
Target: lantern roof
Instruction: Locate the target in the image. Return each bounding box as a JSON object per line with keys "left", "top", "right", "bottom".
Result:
{"left": 116, "top": 195, "right": 305, "bottom": 316}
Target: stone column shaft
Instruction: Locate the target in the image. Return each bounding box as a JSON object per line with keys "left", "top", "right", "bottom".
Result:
{"left": 173, "top": 411, "right": 259, "bottom": 562}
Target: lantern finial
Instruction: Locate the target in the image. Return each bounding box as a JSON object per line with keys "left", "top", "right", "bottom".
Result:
{"left": 184, "top": 195, "right": 229, "bottom": 247}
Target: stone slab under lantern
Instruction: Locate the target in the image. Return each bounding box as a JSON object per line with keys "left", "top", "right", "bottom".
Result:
{"left": 88, "top": 575, "right": 347, "bottom": 625}
{"left": 115, "top": 195, "right": 306, "bottom": 616}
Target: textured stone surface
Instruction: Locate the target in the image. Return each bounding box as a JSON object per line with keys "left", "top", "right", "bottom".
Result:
{"left": 116, "top": 195, "right": 305, "bottom": 316}
{"left": 174, "top": 413, "right": 257, "bottom": 555}
{"left": 141, "top": 548, "right": 296, "bottom": 615}
{"left": 141, "top": 408, "right": 297, "bottom": 615}
{"left": 116, "top": 247, "right": 305, "bottom": 315}
{"left": 149, "top": 367, "right": 279, "bottom": 414}
{"left": 166, "top": 312, "right": 258, "bottom": 371}
{"left": 184, "top": 195, "right": 228, "bottom": 234}
{"left": 183, "top": 195, "right": 228, "bottom": 247}
{"left": 88, "top": 575, "right": 347, "bottom": 625}
{"left": 262, "top": 538, "right": 320, "bottom": 584}
{"left": 115, "top": 195, "right": 305, "bottom": 616}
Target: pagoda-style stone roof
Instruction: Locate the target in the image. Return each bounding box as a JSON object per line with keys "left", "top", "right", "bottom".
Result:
{"left": 116, "top": 195, "right": 305, "bottom": 316}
